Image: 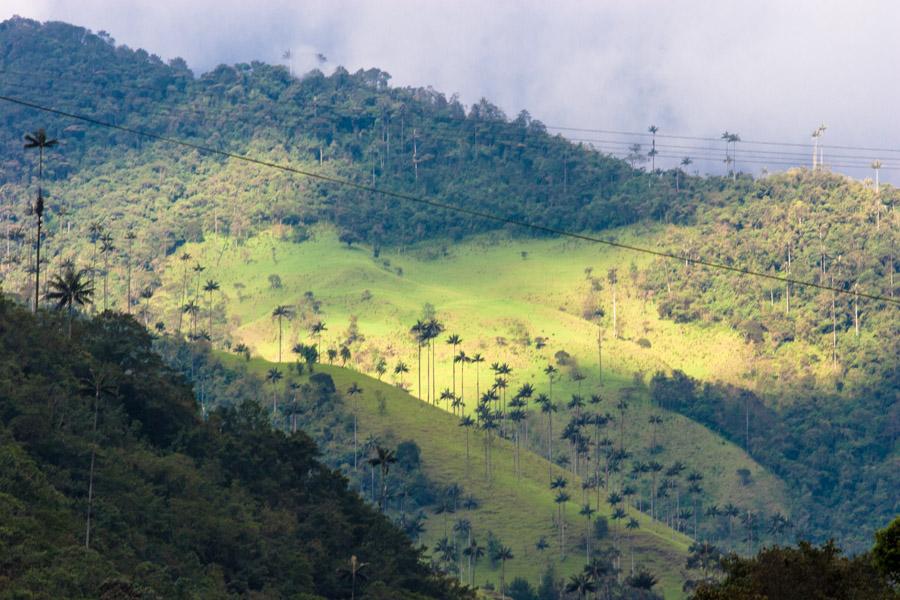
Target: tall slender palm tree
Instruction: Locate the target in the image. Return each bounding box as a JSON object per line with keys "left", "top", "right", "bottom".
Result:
{"left": 24, "top": 128, "right": 58, "bottom": 313}
{"left": 679, "top": 156, "right": 693, "bottom": 191}
{"left": 446, "top": 333, "right": 461, "bottom": 396}
{"left": 872, "top": 159, "right": 883, "bottom": 193}
{"left": 471, "top": 353, "right": 484, "bottom": 399}
{"left": 426, "top": 319, "right": 444, "bottom": 404}
{"left": 542, "top": 400, "right": 558, "bottom": 479}
{"left": 626, "top": 517, "right": 640, "bottom": 574}
{"left": 99, "top": 234, "right": 115, "bottom": 311}
{"left": 554, "top": 490, "right": 570, "bottom": 559}
{"left": 367, "top": 445, "right": 397, "bottom": 512}
{"left": 192, "top": 263, "right": 205, "bottom": 300}
{"left": 462, "top": 539, "right": 484, "bottom": 587}
{"left": 494, "top": 545, "right": 514, "bottom": 598}
{"left": 347, "top": 383, "right": 363, "bottom": 470}
{"left": 203, "top": 279, "right": 220, "bottom": 339}
{"left": 45, "top": 266, "right": 94, "bottom": 337}
{"left": 580, "top": 503, "right": 597, "bottom": 562}
{"left": 454, "top": 350, "right": 468, "bottom": 406}
{"left": 647, "top": 125, "right": 658, "bottom": 172}
{"left": 82, "top": 366, "right": 114, "bottom": 549}
{"left": 459, "top": 415, "right": 475, "bottom": 474}
{"left": 271, "top": 304, "right": 294, "bottom": 362}
{"left": 266, "top": 368, "right": 283, "bottom": 416}
{"left": 393, "top": 360, "right": 409, "bottom": 389}
{"left": 182, "top": 300, "right": 200, "bottom": 338}
{"left": 311, "top": 320, "right": 327, "bottom": 350}
{"left": 565, "top": 573, "right": 597, "bottom": 600}
{"left": 176, "top": 252, "right": 191, "bottom": 332}
{"left": 122, "top": 229, "right": 136, "bottom": 313}
{"left": 544, "top": 364, "right": 558, "bottom": 399}
{"left": 410, "top": 320, "right": 426, "bottom": 400}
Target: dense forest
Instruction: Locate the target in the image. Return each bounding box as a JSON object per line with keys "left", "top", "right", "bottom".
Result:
{"left": 0, "top": 14, "right": 897, "bottom": 589}
{"left": 0, "top": 297, "right": 471, "bottom": 599}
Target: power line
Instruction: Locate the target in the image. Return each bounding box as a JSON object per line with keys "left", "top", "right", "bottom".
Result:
{"left": 1, "top": 92, "right": 897, "bottom": 306}
{"left": 4, "top": 72, "right": 900, "bottom": 179}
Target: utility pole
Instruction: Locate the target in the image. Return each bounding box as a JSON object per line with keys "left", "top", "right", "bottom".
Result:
{"left": 811, "top": 124, "right": 826, "bottom": 170}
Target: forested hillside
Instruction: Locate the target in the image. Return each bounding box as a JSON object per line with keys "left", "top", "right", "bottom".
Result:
{"left": 0, "top": 296, "right": 470, "bottom": 599}
{"left": 0, "top": 14, "right": 897, "bottom": 566}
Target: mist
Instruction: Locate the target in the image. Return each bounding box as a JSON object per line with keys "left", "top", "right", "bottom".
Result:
{"left": 6, "top": 0, "right": 899, "bottom": 180}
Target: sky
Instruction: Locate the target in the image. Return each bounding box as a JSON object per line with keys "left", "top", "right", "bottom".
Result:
{"left": 5, "top": 0, "right": 900, "bottom": 181}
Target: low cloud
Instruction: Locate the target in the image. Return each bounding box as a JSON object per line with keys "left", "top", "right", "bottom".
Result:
{"left": 6, "top": 0, "right": 899, "bottom": 180}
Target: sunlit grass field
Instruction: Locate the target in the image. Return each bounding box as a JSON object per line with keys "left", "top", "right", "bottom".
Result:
{"left": 162, "top": 225, "right": 793, "bottom": 596}
{"left": 227, "top": 355, "right": 694, "bottom": 598}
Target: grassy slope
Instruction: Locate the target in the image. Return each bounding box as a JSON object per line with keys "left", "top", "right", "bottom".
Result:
{"left": 225, "top": 354, "right": 692, "bottom": 598}
{"left": 158, "top": 226, "right": 790, "bottom": 519}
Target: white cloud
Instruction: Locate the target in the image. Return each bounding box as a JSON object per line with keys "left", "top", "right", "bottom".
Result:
{"left": 5, "top": 0, "right": 899, "bottom": 180}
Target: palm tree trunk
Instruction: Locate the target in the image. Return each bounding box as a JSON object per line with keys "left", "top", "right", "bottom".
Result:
{"left": 85, "top": 381, "right": 100, "bottom": 549}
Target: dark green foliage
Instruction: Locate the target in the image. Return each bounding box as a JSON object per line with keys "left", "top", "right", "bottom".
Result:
{"left": 650, "top": 369, "right": 898, "bottom": 551}
{"left": 690, "top": 540, "right": 895, "bottom": 600}
{"left": 507, "top": 577, "right": 539, "bottom": 600}
{"left": 0, "top": 297, "right": 470, "bottom": 599}
{"left": 873, "top": 517, "right": 900, "bottom": 584}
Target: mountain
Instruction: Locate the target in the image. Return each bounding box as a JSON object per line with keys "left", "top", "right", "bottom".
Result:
{"left": 0, "top": 297, "right": 470, "bottom": 599}
{"left": 0, "top": 13, "right": 897, "bottom": 588}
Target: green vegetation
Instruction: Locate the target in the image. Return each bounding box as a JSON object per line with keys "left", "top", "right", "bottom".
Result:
{"left": 160, "top": 344, "right": 691, "bottom": 598}
{"left": 0, "top": 16, "right": 897, "bottom": 597}
{"left": 0, "top": 298, "right": 470, "bottom": 599}
{"left": 688, "top": 526, "right": 897, "bottom": 599}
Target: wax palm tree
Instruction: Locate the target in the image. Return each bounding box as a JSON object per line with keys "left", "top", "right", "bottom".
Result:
{"left": 453, "top": 518, "right": 472, "bottom": 580}
{"left": 453, "top": 350, "right": 467, "bottom": 405}
{"left": 440, "top": 388, "right": 455, "bottom": 412}
{"left": 182, "top": 300, "right": 200, "bottom": 338}
{"left": 347, "top": 383, "right": 363, "bottom": 470}
{"left": 462, "top": 539, "right": 484, "bottom": 587}
{"left": 446, "top": 333, "right": 461, "bottom": 396}
{"left": 266, "top": 368, "right": 283, "bottom": 416}
{"left": 192, "top": 262, "right": 205, "bottom": 299}
{"left": 310, "top": 320, "right": 327, "bottom": 350}
{"left": 679, "top": 156, "right": 693, "bottom": 191}
{"left": 494, "top": 545, "right": 514, "bottom": 598}
{"left": 647, "top": 124, "right": 659, "bottom": 172}
{"left": 45, "top": 265, "right": 94, "bottom": 337}
{"left": 271, "top": 305, "right": 294, "bottom": 362}
{"left": 426, "top": 318, "right": 444, "bottom": 404}
{"left": 122, "top": 229, "right": 136, "bottom": 313}
{"left": 176, "top": 252, "right": 191, "bottom": 332}
{"left": 471, "top": 353, "right": 484, "bottom": 399}
{"left": 872, "top": 159, "right": 883, "bottom": 193}
{"left": 543, "top": 363, "right": 558, "bottom": 399}
{"left": 410, "top": 319, "right": 426, "bottom": 400}
{"left": 580, "top": 503, "right": 596, "bottom": 562}
{"left": 459, "top": 415, "right": 475, "bottom": 474}
{"left": 367, "top": 445, "right": 397, "bottom": 512}
{"left": 340, "top": 345, "right": 352, "bottom": 366}
{"left": 555, "top": 490, "right": 570, "bottom": 559}
{"left": 565, "top": 573, "right": 597, "bottom": 600}
{"left": 393, "top": 360, "right": 409, "bottom": 389}
{"left": 82, "top": 366, "right": 115, "bottom": 549}
{"left": 203, "top": 279, "right": 220, "bottom": 339}
{"left": 99, "top": 234, "right": 115, "bottom": 311}
{"left": 542, "top": 400, "right": 558, "bottom": 479}
{"left": 24, "top": 128, "right": 58, "bottom": 313}
{"left": 626, "top": 517, "right": 640, "bottom": 573}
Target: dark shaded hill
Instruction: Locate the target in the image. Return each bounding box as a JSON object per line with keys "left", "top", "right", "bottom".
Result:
{"left": 0, "top": 297, "right": 471, "bottom": 599}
